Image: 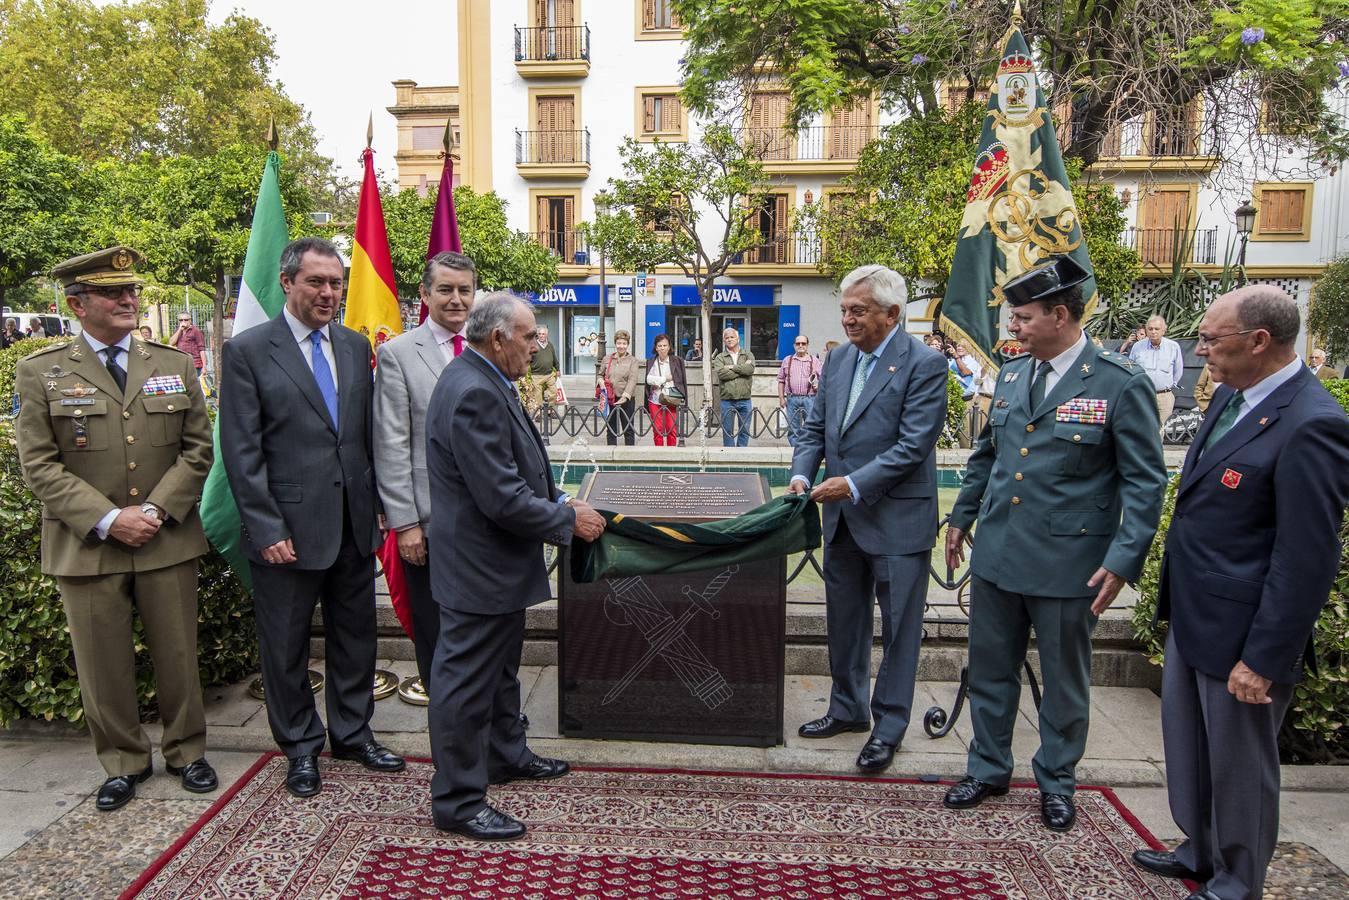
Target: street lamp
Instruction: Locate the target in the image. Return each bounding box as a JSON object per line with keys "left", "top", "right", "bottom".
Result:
{"left": 593, "top": 189, "right": 612, "bottom": 392}
{"left": 1235, "top": 199, "right": 1257, "bottom": 286}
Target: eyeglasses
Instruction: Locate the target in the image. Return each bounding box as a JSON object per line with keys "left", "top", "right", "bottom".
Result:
{"left": 1196, "top": 328, "right": 1258, "bottom": 348}
{"left": 78, "top": 285, "right": 141, "bottom": 301}
{"left": 794, "top": 341, "right": 808, "bottom": 346}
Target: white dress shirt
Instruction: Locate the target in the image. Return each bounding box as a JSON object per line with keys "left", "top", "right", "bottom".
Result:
{"left": 81, "top": 331, "right": 134, "bottom": 540}
{"left": 282, "top": 307, "right": 338, "bottom": 395}
{"left": 426, "top": 317, "right": 465, "bottom": 362}
{"left": 1227, "top": 356, "right": 1304, "bottom": 427}
{"left": 1029, "top": 330, "right": 1089, "bottom": 397}
{"left": 1129, "top": 336, "right": 1185, "bottom": 391}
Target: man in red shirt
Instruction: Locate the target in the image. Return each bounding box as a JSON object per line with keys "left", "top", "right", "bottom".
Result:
{"left": 171, "top": 313, "right": 206, "bottom": 375}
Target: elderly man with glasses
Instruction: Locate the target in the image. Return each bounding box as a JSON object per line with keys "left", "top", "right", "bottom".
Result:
{"left": 777, "top": 334, "right": 822, "bottom": 447}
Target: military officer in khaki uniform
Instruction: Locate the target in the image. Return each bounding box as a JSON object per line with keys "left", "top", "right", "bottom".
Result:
{"left": 942, "top": 255, "right": 1166, "bottom": 831}
{"left": 15, "top": 247, "right": 217, "bottom": 811}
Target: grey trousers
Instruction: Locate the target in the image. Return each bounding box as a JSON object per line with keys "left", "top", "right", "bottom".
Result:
{"left": 965, "top": 577, "right": 1097, "bottom": 795}
{"left": 1162, "top": 631, "right": 1293, "bottom": 900}
{"left": 821, "top": 518, "right": 928, "bottom": 746}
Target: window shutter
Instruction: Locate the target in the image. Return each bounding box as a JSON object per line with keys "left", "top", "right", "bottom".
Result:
{"left": 1261, "top": 189, "right": 1305, "bottom": 233}
{"left": 563, "top": 195, "right": 576, "bottom": 258}
{"left": 643, "top": 0, "right": 656, "bottom": 31}
{"left": 773, "top": 194, "right": 789, "bottom": 262}
{"left": 537, "top": 195, "right": 550, "bottom": 246}
{"left": 662, "top": 95, "right": 681, "bottom": 132}
{"left": 643, "top": 96, "right": 657, "bottom": 133}
{"left": 1137, "top": 190, "right": 1191, "bottom": 264}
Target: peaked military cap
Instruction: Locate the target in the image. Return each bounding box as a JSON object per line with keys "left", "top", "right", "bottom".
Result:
{"left": 50, "top": 246, "right": 146, "bottom": 291}
{"left": 1002, "top": 254, "right": 1089, "bottom": 307}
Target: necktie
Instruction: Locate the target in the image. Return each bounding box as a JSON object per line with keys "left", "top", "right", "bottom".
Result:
{"left": 1201, "top": 391, "right": 1244, "bottom": 456}
{"left": 309, "top": 330, "right": 339, "bottom": 429}
{"left": 105, "top": 345, "right": 127, "bottom": 393}
{"left": 452, "top": 333, "right": 464, "bottom": 357}
{"left": 843, "top": 351, "right": 873, "bottom": 422}
{"left": 1028, "top": 359, "right": 1054, "bottom": 410}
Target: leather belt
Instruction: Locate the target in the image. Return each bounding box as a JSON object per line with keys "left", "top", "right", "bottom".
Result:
{"left": 1156, "top": 387, "right": 1173, "bottom": 394}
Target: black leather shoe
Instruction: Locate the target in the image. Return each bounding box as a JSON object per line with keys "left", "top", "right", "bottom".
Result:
{"left": 856, "top": 738, "right": 896, "bottom": 771}
{"left": 95, "top": 764, "right": 152, "bottom": 812}
{"left": 943, "top": 776, "right": 1009, "bottom": 809}
{"left": 286, "top": 755, "right": 321, "bottom": 797}
{"left": 494, "top": 756, "right": 570, "bottom": 784}
{"left": 1131, "top": 849, "right": 1211, "bottom": 881}
{"left": 798, "top": 715, "right": 870, "bottom": 739}
{"left": 519, "top": 712, "right": 530, "bottom": 729}
{"left": 165, "top": 758, "right": 218, "bottom": 794}
{"left": 332, "top": 741, "right": 406, "bottom": 772}
{"left": 1040, "top": 792, "right": 1076, "bottom": 832}
{"left": 446, "top": 805, "right": 527, "bottom": 841}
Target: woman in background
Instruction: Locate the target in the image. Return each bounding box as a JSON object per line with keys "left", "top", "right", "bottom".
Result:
{"left": 645, "top": 333, "right": 687, "bottom": 447}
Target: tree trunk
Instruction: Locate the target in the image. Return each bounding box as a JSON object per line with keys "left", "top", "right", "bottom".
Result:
{"left": 212, "top": 266, "right": 227, "bottom": 380}
{"left": 700, "top": 283, "right": 714, "bottom": 438}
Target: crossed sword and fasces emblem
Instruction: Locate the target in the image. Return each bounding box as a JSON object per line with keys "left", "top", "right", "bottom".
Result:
{"left": 600, "top": 566, "right": 738, "bottom": 709}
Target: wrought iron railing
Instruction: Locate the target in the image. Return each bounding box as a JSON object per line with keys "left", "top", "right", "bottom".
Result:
{"left": 1122, "top": 226, "right": 1219, "bottom": 266}
{"left": 736, "top": 227, "right": 822, "bottom": 265}
{"left": 515, "top": 129, "right": 591, "bottom": 165}
{"left": 736, "top": 124, "right": 878, "bottom": 161}
{"left": 514, "top": 24, "right": 590, "bottom": 62}
{"left": 528, "top": 229, "right": 589, "bottom": 264}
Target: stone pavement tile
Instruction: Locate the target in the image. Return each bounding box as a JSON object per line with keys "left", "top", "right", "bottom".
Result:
{"left": 0, "top": 789, "right": 79, "bottom": 859}
{"left": 1086, "top": 685, "right": 1165, "bottom": 761}
{"left": 0, "top": 740, "right": 105, "bottom": 799}
{"left": 201, "top": 676, "right": 265, "bottom": 728}
{"left": 0, "top": 797, "right": 198, "bottom": 900}
{"left": 521, "top": 666, "right": 559, "bottom": 738}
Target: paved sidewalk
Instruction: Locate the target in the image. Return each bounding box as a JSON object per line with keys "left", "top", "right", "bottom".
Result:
{"left": 2, "top": 664, "right": 1346, "bottom": 897}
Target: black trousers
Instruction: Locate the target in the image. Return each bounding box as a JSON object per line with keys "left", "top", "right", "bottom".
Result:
{"left": 606, "top": 398, "right": 636, "bottom": 445}
{"left": 400, "top": 555, "right": 440, "bottom": 690}
{"left": 249, "top": 517, "right": 376, "bottom": 759}
{"left": 429, "top": 605, "right": 531, "bottom": 826}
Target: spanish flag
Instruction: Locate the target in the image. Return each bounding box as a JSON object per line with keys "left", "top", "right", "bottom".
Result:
{"left": 344, "top": 147, "right": 402, "bottom": 346}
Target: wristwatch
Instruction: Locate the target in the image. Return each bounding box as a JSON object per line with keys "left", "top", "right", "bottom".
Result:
{"left": 140, "top": 502, "right": 162, "bottom": 522}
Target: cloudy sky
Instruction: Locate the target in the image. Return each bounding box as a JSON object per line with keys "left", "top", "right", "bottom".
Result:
{"left": 206, "top": 0, "right": 459, "bottom": 180}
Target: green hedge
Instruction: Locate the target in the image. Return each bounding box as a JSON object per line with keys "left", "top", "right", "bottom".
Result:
{"left": 0, "top": 339, "right": 257, "bottom": 727}
{"left": 1132, "top": 379, "right": 1349, "bottom": 764}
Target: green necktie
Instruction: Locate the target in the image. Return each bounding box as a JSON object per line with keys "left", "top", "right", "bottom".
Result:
{"left": 843, "top": 351, "right": 874, "bottom": 422}
{"left": 1201, "top": 391, "right": 1244, "bottom": 455}
{"left": 1028, "top": 359, "right": 1053, "bottom": 410}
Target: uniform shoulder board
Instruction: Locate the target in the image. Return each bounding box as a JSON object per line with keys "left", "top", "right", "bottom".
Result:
{"left": 1097, "top": 350, "right": 1137, "bottom": 372}
{"left": 143, "top": 339, "right": 189, "bottom": 357}
{"left": 19, "top": 340, "right": 73, "bottom": 362}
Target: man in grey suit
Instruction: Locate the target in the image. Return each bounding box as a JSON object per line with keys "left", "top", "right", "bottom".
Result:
{"left": 221, "top": 237, "right": 405, "bottom": 798}
{"left": 374, "top": 251, "right": 476, "bottom": 690}
{"left": 425, "top": 293, "right": 605, "bottom": 840}
{"left": 788, "top": 264, "right": 949, "bottom": 772}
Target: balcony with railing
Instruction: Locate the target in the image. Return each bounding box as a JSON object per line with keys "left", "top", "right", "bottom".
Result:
{"left": 1121, "top": 226, "right": 1219, "bottom": 266}
{"left": 735, "top": 125, "right": 879, "bottom": 172}
{"left": 733, "top": 226, "right": 822, "bottom": 267}
{"left": 513, "top": 25, "right": 591, "bottom": 76}
{"left": 515, "top": 129, "right": 591, "bottom": 177}
{"left": 1061, "top": 116, "right": 1215, "bottom": 172}
{"left": 530, "top": 229, "right": 590, "bottom": 265}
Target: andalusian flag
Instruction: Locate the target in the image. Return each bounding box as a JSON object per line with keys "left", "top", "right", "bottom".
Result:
{"left": 200, "top": 150, "right": 289, "bottom": 585}
{"left": 344, "top": 147, "right": 402, "bottom": 346}
{"left": 941, "top": 21, "right": 1096, "bottom": 372}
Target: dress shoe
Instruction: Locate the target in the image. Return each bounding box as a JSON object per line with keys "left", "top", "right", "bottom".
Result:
{"left": 332, "top": 741, "right": 406, "bottom": 772}
{"left": 165, "top": 758, "right": 218, "bottom": 794}
{"left": 446, "top": 804, "right": 527, "bottom": 841}
{"left": 1131, "top": 848, "right": 1211, "bottom": 881}
{"left": 855, "top": 738, "right": 896, "bottom": 771}
{"left": 519, "top": 712, "right": 530, "bottom": 729}
{"left": 95, "top": 764, "right": 153, "bottom": 812}
{"left": 494, "top": 755, "right": 570, "bottom": 784}
{"left": 286, "top": 755, "right": 321, "bottom": 797}
{"left": 798, "top": 715, "right": 870, "bottom": 739}
{"left": 943, "top": 776, "right": 1009, "bottom": 809}
{"left": 1040, "top": 791, "right": 1076, "bottom": 832}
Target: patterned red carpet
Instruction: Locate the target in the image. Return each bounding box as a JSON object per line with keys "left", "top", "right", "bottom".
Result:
{"left": 123, "top": 754, "right": 1189, "bottom": 899}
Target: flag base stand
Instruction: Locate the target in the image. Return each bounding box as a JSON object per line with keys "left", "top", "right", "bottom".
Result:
{"left": 372, "top": 669, "right": 399, "bottom": 701}
{"left": 397, "top": 676, "right": 429, "bottom": 706}
{"left": 248, "top": 670, "right": 325, "bottom": 701}
{"left": 923, "top": 661, "right": 1042, "bottom": 738}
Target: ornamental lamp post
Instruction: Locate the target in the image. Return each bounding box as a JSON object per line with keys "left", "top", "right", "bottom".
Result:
{"left": 1235, "top": 199, "right": 1257, "bottom": 286}
{"left": 593, "top": 189, "right": 612, "bottom": 391}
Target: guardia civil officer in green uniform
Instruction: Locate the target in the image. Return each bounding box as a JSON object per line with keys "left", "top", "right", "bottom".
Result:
{"left": 14, "top": 247, "right": 217, "bottom": 811}
{"left": 942, "top": 255, "right": 1166, "bottom": 831}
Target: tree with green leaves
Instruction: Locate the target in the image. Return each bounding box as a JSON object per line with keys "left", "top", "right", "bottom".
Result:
{"left": 0, "top": 115, "right": 89, "bottom": 308}
{"left": 588, "top": 127, "right": 770, "bottom": 418}
{"left": 375, "top": 184, "right": 559, "bottom": 299}
{"left": 1309, "top": 255, "right": 1349, "bottom": 362}
{"left": 0, "top": 0, "right": 331, "bottom": 186}
{"left": 674, "top": 0, "right": 1349, "bottom": 174}
{"left": 797, "top": 106, "right": 1139, "bottom": 309}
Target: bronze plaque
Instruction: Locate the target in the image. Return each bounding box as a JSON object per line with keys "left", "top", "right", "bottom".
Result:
{"left": 560, "top": 470, "right": 785, "bottom": 747}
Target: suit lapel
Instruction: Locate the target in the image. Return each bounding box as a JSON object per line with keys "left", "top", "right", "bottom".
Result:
{"left": 414, "top": 325, "right": 448, "bottom": 380}
{"left": 1180, "top": 373, "right": 1307, "bottom": 495}
{"left": 120, "top": 337, "right": 159, "bottom": 409}
{"left": 269, "top": 316, "right": 337, "bottom": 433}
{"left": 829, "top": 344, "right": 856, "bottom": 434}
{"left": 842, "top": 331, "right": 905, "bottom": 433}
{"left": 1180, "top": 386, "right": 1230, "bottom": 485}
{"left": 334, "top": 327, "right": 365, "bottom": 436}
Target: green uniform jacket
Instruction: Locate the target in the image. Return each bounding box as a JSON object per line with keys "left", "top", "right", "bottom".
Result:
{"left": 949, "top": 339, "right": 1166, "bottom": 597}
{"left": 713, "top": 349, "right": 755, "bottom": 400}
{"left": 15, "top": 335, "right": 213, "bottom": 577}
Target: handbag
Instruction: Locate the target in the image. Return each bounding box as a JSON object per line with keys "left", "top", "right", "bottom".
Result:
{"left": 660, "top": 386, "right": 686, "bottom": 409}
{"left": 594, "top": 355, "right": 617, "bottom": 404}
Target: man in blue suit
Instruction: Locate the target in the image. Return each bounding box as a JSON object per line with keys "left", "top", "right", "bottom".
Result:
{"left": 789, "top": 264, "right": 949, "bottom": 772}
{"left": 1130, "top": 286, "right": 1349, "bottom": 900}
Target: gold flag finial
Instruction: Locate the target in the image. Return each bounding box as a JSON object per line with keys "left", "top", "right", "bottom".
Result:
{"left": 266, "top": 115, "right": 279, "bottom": 151}
{"left": 366, "top": 112, "right": 374, "bottom": 149}
{"left": 1011, "top": 0, "right": 1023, "bottom": 24}
{"left": 443, "top": 119, "right": 454, "bottom": 154}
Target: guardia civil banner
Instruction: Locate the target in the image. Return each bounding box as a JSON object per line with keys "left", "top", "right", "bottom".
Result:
{"left": 941, "top": 21, "right": 1096, "bottom": 372}
{"left": 200, "top": 150, "right": 289, "bottom": 585}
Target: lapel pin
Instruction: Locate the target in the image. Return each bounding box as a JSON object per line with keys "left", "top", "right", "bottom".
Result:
{"left": 887, "top": 365, "right": 896, "bottom": 373}
{"left": 1258, "top": 417, "right": 1268, "bottom": 426}
{"left": 1081, "top": 363, "right": 1091, "bottom": 374}
{"left": 1221, "top": 468, "right": 1243, "bottom": 490}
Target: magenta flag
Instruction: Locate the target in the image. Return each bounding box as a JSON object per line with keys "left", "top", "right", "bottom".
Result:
{"left": 420, "top": 155, "right": 462, "bottom": 323}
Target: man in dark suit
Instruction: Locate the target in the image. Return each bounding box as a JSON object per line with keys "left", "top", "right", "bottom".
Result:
{"left": 788, "top": 264, "right": 948, "bottom": 773}
{"left": 425, "top": 292, "right": 605, "bottom": 841}
{"left": 221, "top": 237, "right": 405, "bottom": 798}
{"left": 1131, "top": 286, "right": 1349, "bottom": 900}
